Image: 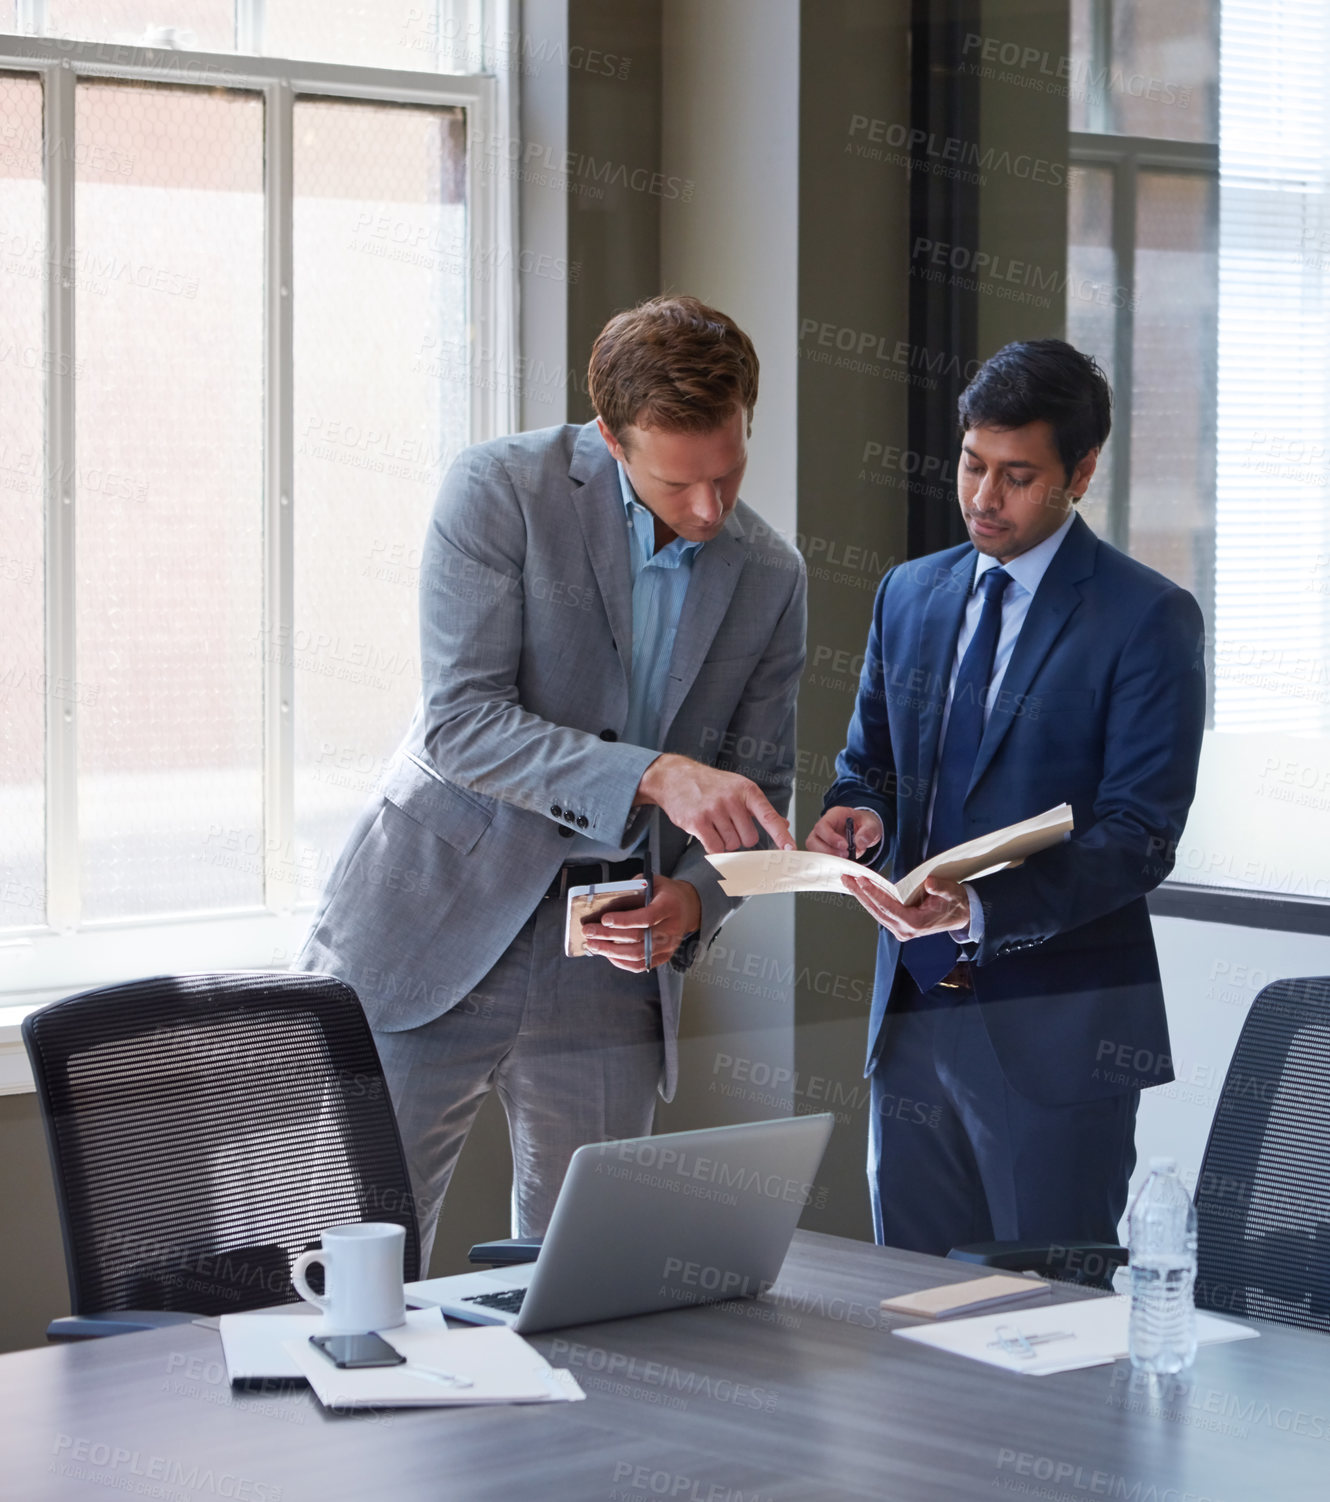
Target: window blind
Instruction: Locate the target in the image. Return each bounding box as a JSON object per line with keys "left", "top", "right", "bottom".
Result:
{"left": 1216, "top": 0, "right": 1330, "bottom": 735}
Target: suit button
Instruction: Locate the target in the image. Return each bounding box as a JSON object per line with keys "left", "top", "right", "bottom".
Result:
{"left": 550, "top": 804, "right": 563, "bottom": 818}
{"left": 563, "top": 810, "right": 577, "bottom": 824}
{"left": 599, "top": 729, "right": 617, "bottom": 742}
{"left": 577, "top": 815, "right": 589, "bottom": 828}
{"left": 558, "top": 825, "right": 574, "bottom": 838}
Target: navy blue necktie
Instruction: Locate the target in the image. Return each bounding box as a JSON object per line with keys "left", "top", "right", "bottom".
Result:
{"left": 901, "top": 566, "right": 1012, "bottom": 993}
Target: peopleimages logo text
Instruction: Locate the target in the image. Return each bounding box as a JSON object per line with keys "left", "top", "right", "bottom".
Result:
{"left": 848, "top": 115, "right": 1066, "bottom": 186}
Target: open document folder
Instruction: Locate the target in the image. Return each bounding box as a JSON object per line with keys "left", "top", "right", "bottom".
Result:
{"left": 707, "top": 803, "right": 1074, "bottom": 906}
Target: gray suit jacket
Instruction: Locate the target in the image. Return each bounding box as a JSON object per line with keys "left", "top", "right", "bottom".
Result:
{"left": 295, "top": 420, "right": 806, "bottom": 1099}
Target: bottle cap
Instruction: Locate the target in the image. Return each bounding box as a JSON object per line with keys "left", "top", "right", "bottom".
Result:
{"left": 1148, "top": 1156, "right": 1177, "bottom": 1172}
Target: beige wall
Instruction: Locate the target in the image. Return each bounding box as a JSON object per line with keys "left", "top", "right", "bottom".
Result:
{"left": 566, "top": 0, "right": 663, "bottom": 418}
{"left": 660, "top": 0, "right": 800, "bottom": 546}
{"left": 654, "top": 0, "right": 803, "bottom": 1140}
{"left": 0, "top": 1092, "right": 71, "bottom": 1351}
{"left": 976, "top": 0, "right": 1070, "bottom": 354}
{"left": 791, "top": 0, "right": 913, "bottom": 1240}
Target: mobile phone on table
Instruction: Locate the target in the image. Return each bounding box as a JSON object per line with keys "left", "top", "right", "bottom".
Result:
{"left": 308, "top": 1331, "right": 406, "bottom": 1369}
{"left": 564, "top": 876, "right": 650, "bottom": 958}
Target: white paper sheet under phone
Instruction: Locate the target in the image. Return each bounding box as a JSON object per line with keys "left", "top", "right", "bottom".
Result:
{"left": 563, "top": 877, "right": 649, "bottom": 958}
{"left": 284, "top": 1324, "right": 581, "bottom": 1408}
{"left": 219, "top": 1307, "right": 445, "bottom": 1382}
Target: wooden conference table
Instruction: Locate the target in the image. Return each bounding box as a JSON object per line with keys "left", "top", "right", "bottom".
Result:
{"left": 4, "top": 1231, "right": 1328, "bottom": 1501}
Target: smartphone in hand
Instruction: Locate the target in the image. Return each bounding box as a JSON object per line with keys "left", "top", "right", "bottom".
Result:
{"left": 564, "top": 876, "right": 650, "bottom": 958}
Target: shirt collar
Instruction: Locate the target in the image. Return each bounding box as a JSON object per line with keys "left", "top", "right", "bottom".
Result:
{"left": 617, "top": 462, "right": 704, "bottom": 566}
{"left": 972, "top": 508, "right": 1076, "bottom": 598}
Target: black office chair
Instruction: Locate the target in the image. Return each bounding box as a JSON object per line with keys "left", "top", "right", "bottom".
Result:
{"left": 950, "top": 976, "right": 1330, "bottom": 1332}
{"left": 23, "top": 971, "right": 420, "bottom": 1340}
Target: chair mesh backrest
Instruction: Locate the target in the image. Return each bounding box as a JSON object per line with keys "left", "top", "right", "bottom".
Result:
{"left": 23, "top": 972, "right": 420, "bottom": 1317}
{"left": 1195, "top": 975, "right": 1330, "bottom": 1333}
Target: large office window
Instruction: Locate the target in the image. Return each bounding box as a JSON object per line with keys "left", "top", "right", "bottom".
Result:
{"left": 0, "top": 71, "right": 46, "bottom": 933}
{"left": 1068, "top": 0, "right": 1330, "bottom": 909}
{"left": 0, "top": 24, "right": 511, "bottom": 1001}
{"left": 73, "top": 79, "right": 267, "bottom": 922}
{"left": 291, "top": 96, "right": 468, "bottom": 902}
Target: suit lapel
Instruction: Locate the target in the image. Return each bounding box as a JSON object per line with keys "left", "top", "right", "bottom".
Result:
{"left": 906, "top": 552, "right": 975, "bottom": 863}
{"left": 657, "top": 516, "right": 745, "bottom": 745}
{"left": 569, "top": 423, "right": 633, "bottom": 684}
{"left": 967, "top": 513, "right": 1097, "bottom": 793}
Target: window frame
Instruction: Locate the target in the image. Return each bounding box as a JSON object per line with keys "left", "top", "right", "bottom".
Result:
{"left": 0, "top": 32, "right": 517, "bottom": 1060}
{"left": 1069, "top": 131, "right": 1330, "bottom": 935}
{"left": 1067, "top": 130, "right": 1218, "bottom": 558}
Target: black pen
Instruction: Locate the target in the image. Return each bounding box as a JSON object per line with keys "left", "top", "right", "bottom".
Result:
{"left": 845, "top": 816, "right": 856, "bottom": 863}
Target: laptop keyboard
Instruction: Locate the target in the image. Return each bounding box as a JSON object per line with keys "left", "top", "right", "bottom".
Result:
{"left": 462, "top": 1287, "right": 527, "bottom": 1314}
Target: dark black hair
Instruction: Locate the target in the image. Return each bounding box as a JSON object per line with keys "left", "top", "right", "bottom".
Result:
{"left": 957, "top": 338, "right": 1112, "bottom": 481}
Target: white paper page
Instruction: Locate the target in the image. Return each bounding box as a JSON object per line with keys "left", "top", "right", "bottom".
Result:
{"left": 285, "top": 1324, "right": 563, "bottom": 1407}
{"left": 544, "top": 1367, "right": 587, "bottom": 1402}
{"left": 707, "top": 804, "right": 1073, "bottom": 903}
{"left": 893, "top": 1294, "right": 1257, "bottom": 1376}
{"left": 707, "top": 848, "right": 902, "bottom": 899}
{"left": 893, "top": 803, "right": 1073, "bottom": 904}
{"left": 219, "top": 1306, "right": 443, "bottom": 1381}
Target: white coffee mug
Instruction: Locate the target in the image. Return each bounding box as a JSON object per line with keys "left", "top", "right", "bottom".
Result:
{"left": 290, "top": 1222, "right": 406, "bottom": 1332}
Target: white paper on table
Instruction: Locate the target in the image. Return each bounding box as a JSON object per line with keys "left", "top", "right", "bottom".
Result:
{"left": 708, "top": 804, "right": 1073, "bottom": 906}
{"left": 284, "top": 1324, "right": 581, "bottom": 1408}
{"left": 539, "top": 1367, "right": 587, "bottom": 1402}
{"left": 219, "top": 1306, "right": 444, "bottom": 1382}
{"left": 892, "top": 1294, "right": 1258, "bottom": 1376}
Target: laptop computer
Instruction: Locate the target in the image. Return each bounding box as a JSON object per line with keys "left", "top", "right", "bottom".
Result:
{"left": 406, "top": 1114, "right": 834, "bottom": 1334}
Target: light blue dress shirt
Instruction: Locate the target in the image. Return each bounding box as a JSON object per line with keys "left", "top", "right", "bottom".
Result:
{"left": 568, "top": 463, "right": 704, "bottom": 862}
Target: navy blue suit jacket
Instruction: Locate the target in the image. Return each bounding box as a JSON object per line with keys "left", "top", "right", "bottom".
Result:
{"left": 824, "top": 514, "right": 1207, "bottom": 1106}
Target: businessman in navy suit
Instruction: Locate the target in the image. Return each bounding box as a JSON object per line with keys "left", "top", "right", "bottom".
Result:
{"left": 808, "top": 340, "right": 1206, "bottom": 1254}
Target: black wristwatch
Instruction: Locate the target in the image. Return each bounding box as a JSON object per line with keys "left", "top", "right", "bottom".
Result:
{"left": 669, "top": 931, "right": 701, "bottom": 972}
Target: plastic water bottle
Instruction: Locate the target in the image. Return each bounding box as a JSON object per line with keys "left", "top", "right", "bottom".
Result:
{"left": 1128, "top": 1157, "right": 1198, "bottom": 1374}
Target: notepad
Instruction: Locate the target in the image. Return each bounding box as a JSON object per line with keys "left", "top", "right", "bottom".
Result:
{"left": 880, "top": 1273, "right": 1050, "bottom": 1320}
{"left": 284, "top": 1324, "right": 583, "bottom": 1408}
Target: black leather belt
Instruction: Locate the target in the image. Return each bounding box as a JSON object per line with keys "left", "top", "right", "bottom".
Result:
{"left": 540, "top": 857, "right": 646, "bottom": 901}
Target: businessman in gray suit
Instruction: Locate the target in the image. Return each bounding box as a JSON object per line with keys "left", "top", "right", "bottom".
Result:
{"left": 296, "top": 296, "right": 806, "bottom": 1262}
